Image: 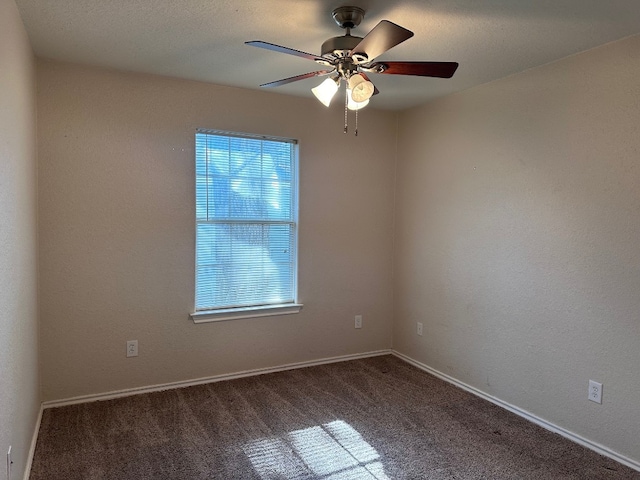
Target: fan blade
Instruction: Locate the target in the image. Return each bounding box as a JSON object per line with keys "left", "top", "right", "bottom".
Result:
{"left": 259, "top": 70, "right": 333, "bottom": 88}
{"left": 349, "top": 20, "right": 413, "bottom": 63}
{"left": 246, "top": 41, "right": 327, "bottom": 63}
{"left": 359, "top": 73, "right": 380, "bottom": 95}
{"left": 374, "top": 61, "right": 459, "bottom": 78}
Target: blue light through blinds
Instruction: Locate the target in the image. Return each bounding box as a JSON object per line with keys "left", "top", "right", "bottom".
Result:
{"left": 195, "top": 130, "right": 298, "bottom": 311}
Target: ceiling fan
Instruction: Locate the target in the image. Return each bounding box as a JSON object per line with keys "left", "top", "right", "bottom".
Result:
{"left": 246, "top": 6, "right": 459, "bottom": 134}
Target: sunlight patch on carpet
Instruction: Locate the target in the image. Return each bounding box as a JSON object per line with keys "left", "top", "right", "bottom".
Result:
{"left": 243, "top": 420, "right": 390, "bottom": 479}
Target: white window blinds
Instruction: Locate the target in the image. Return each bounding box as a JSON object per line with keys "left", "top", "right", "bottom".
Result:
{"left": 195, "top": 130, "right": 298, "bottom": 312}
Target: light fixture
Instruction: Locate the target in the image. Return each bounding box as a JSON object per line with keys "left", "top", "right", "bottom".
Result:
{"left": 311, "top": 72, "right": 373, "bottom": 136}
{"left": 347, "top": 89, "right": 369, "bottom": 110}
{"left": 311, "top": 77, "right": 340, "bottom": 107}
{"left": 347, "top": 74, "right": 374, "bottom": 103}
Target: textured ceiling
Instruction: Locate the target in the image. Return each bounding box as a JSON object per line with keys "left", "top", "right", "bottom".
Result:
{"left": 15, "top": 0, "right": 640, "bottom": 110}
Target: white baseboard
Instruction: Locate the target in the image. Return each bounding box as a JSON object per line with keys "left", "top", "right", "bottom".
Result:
{"left": 42, "top": 349, "right": 392, "bottom": 409}
{"left": 391, "top": 350, "right": 640, "bottom": 473}
{"left": 23, "top": 404, "right": 43, "bottom": 480}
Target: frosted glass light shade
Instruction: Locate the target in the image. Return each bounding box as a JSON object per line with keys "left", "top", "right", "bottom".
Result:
{"left": 347, "top": 89, "right": 369, "bottom": 110}
{"left": 348, "top": 74, "right": 374, "bottom": 102}
{"left": 312, "top": 78, "right": 339, "bottom": 107}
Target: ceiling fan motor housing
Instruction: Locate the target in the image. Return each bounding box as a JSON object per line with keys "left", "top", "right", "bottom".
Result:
{"left": 324, "top": 6, "right": 369, "bottom": 63}
{"left": 321, "top": 35, "right": 363, "bottom": 59}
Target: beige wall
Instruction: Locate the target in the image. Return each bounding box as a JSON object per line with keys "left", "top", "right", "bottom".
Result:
{"left": 34, "top": 20, "right": 640, "bottom": 469}
{"left": 0, "top": 0, "right": 39, "bottom": 477}
{"left": 394, "top": 34, "right": 640, "bottom": 464}
{"left": 37, "top": 60, "right": 396, "bottom": 402}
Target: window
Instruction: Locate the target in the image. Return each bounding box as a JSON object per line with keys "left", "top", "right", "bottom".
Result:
{"left": 191, "top": 129, "right": 301, "bottom": 322}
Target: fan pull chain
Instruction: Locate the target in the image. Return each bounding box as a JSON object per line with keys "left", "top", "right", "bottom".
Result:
{"left": 355, "top": 108, "right": 358, "bottom": 136}
{"left": 344, "top": 88, "right": 348, "bottom": 134}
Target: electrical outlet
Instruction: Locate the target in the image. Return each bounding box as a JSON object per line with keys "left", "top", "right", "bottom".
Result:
{"left": 417, "top": 322, "right": 423, "bottom": 336}
{"left": 588, "top": 380, "right": 602, "bottom": 404}
{"left": 7, "top": 445, "right": 12, "bottom": 479}
{"left": 126, "top": 340, "right": 138, "bottom": 358}
{"left": 354, "top": 315, "right": 362, "bottom": 329}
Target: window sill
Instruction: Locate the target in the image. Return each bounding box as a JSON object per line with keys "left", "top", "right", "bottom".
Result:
{"left": 190, "top": 303, "right": 304, "bottom": 323}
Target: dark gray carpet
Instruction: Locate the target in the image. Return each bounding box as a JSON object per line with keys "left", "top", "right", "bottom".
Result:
{"left": 30, "top": 355, "right": 639, "bottom": 479}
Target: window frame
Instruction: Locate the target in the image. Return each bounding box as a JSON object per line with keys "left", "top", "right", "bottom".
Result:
{"left": 190, "top": 129, "right": 302, "bottom": 323}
